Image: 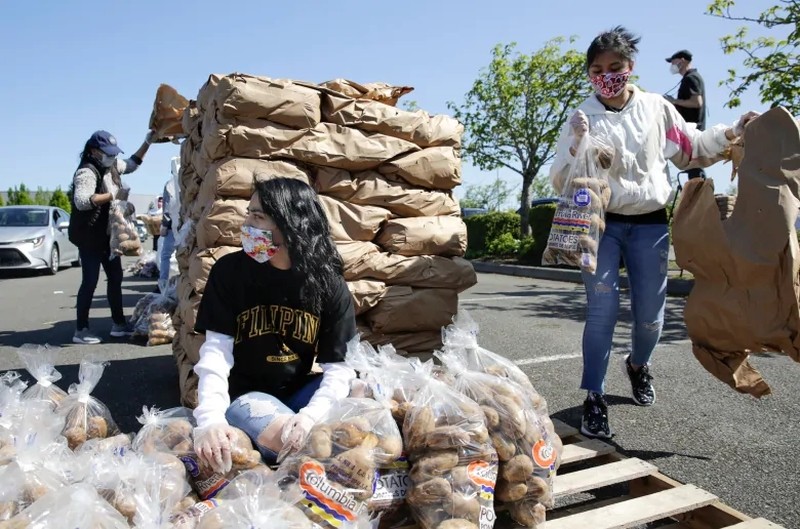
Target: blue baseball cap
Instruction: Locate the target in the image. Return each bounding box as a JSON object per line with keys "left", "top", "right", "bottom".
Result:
{"left": 88, "top": 130, "right": 123, "bottom": 156}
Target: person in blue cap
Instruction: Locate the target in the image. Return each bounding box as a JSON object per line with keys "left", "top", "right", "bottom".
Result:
{"left": 69, "top": 129, "right": 155, "bottom": 344}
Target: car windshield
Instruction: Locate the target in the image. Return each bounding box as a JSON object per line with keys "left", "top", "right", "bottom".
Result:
{"left": 0, "top": 208, "right": 49, "bottom": 227}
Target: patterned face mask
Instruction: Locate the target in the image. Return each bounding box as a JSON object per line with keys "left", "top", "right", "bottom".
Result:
{"left": 589, "top": 71, "right": 631, "bottom": 99}
{"left": 241, "top": 225, "right": 279, "bottom": 263}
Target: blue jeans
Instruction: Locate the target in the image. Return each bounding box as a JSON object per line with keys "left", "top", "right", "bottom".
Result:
{"left": 225, "top": 375, "right": 323, "bottom": 463}
{"left": 580, "top": 221, "right": 669, "bottom": 394}
{"left": 76, "top": 247, "right": 124, "bottom": 330}
{"left": 159, "top": 230, "right": 175, "bottom": 289}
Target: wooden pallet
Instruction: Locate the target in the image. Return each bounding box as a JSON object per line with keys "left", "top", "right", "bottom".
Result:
{"left": 538, "top": 420, "right": 787, "bottom": 529}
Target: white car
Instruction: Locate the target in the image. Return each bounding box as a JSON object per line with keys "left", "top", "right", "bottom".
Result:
{"left": 0, "top": 206, "right": 81, "bottom": 275}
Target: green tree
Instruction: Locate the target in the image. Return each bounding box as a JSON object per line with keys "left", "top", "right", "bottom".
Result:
{"left": 448, "top": 39, "right": 591, "bottom": 236}
{"left": 707, "top": 0, "right": 800, "bottom": 113}
{"left": 49, "top": 187, "right": 71, "bottom": 212}
{"left": 529, "top": 176, "right": 555, "bottom": 200}
{"left": 8, "top": 184, "right": 34, "bottom": 205}
{"left": 0, "top": 193, "right": 4, "bottom": 207}
{"left": 400, "top": 99, "right": 420, "bottom": 112}
{"left": 461, "top": 177, "right": 517, "bottom": 211}
{"left": 34, "top": 187, "right": 48, "bottom": 205}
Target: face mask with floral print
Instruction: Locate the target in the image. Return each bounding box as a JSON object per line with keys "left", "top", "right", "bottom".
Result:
{"left": 589, "top": 71, "right": 631, "bottom": 99}
{"left": 241, "top": 225, "right": 279, "bottom": 263}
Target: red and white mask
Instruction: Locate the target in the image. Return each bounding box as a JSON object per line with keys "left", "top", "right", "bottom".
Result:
{"left": 589, "top": 71, "right": 630, "bottom": 99}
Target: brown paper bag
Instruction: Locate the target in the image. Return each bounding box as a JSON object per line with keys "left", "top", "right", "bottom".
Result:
{"left": 198, "top": 157, "right": 310, "bottom": 202}
{"left": 364, "top": 286, "right": 458, "bottom": 334}
{"left": 202, "top": 115, "right": 307, "bottom": 162}
{"left": 376, "top": 216, "right": 467, "bottom": 257}
{"left": 379, "top": 146, "right": 461, "bottom": 190}
{"left": 319, "top": 195, "right": 391, "bottom": 242}
{"left": 197, "top": 73, "right": 225, "bottom": 112}
{"left": 346, "top": 252, "right": 477, "bottom": 292}
{"left": 672, "top": 106, "right": 800, "bottom": 397}
{"left": 321, "top": 92, "right": 461, "bottom": 147}
{"left": 313, "top": 168, "right": 460, "bottom": 218}
{"left": 318, "top": 79, "right": 414, "bottom": 106}
{"left": 149, "top": 84, "right": 190, "bottom": 142}
{"left": 281, "top": 123, "right": 420, "bottom": 171}
{"left": 188, "top": 246, "right": 241, "bottom": 295}
{"left": 337, "top": 241, "right": 382, "bottom": 277}
{"left": 347, "top": 279, "right": 388, "bottom": 315}
{"left": 196, "top": 199, "right": 247, "bottom": 249}
{"left": 214, "top": 74, "right": 321, "bottom": 128}
{"left": 356, "top": 322, "right": 443, "bottom": 356}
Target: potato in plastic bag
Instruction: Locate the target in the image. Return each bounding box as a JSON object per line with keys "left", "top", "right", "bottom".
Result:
{"left": 132, "top": 406, "right": 195, "bottom": 456}
{"left": 110, "top": 199, "right": 143, "bottom": 259}
{"left": 178, "top": 426, "right": 261, "bottom": 500}
{"left": 277, "top": 399, "right": 402, "bottom": 528}
{"left": 543, "top": 133, "right": 612, "bottom": 274}
{"left": 0, "top": 372, "right": 27, "bottom": 462}
{"left": 195, "top": 469, "right": 321, "bottom": 529}
{"left": 55, "top": 360, "right": 120, "bottom": 451}
{"left": 129, "top": 458, "right": 193, "bottom": 529}
{"left": 0, "top": 483, "right": 129, "bottom": 529}
{"left": 17, "top": 345, "right": 67, "bottom": 410}
{"left": 402, "top": 364, "right": 498, "bottom": 529}
{"left": 436, "top": 350, "right": 556, "bottom": 526}
{"left": 0, "top": 403, "right": 71, "bottom": 522}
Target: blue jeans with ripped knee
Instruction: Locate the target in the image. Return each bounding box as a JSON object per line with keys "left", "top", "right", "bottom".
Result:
{"left": 580, "top": 221, "right": 669, "bottom": 394}
{"left": 225, "top": 375, "right": 323, "bottom": 463}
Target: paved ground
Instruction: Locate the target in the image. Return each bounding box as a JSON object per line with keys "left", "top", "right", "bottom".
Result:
{"left": 0, "top": 261, "right": 798, "bottom": 527}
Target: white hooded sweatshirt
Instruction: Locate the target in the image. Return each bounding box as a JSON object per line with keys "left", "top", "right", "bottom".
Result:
{"left": 550, "top": 85, "right": 731, "bottom": 215}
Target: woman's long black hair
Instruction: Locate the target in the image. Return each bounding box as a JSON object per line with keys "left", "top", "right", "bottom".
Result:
{"left": 253, "top": 177, "right": 344, "bottom": 314}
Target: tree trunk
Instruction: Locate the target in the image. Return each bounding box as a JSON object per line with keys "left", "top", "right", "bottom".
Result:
{"left": 519, "top": 171, "right": 535, "bottom": 237}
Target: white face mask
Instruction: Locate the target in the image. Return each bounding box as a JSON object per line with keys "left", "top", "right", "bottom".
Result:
{"left": 99, "top": 153, "right": 116, "bottom": 168}
{"left": 670, "top": 63, "right": 680, "bottom": 75}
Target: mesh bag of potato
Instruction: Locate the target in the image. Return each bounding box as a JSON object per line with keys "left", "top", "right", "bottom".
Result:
{"left": 277, "top": 397, "right": 404, "bottom": 528}
{"left": 109, "top": 200, "right": 143, "bottom": 258}
{"left": 401, "top": 364, "right": 499, "bottom": 529}
{"left": 55, "top": 360, "right": 120, "bottom": 451}
{"left": 17, "top": 345, "right": 67, "bottom": 411}
{"left": 543, "top": 133, "right": 612, "bottom": 274}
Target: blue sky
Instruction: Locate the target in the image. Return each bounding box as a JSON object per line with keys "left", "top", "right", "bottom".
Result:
{"left": 0, "top": 0, "right": 779, "bottom": 203}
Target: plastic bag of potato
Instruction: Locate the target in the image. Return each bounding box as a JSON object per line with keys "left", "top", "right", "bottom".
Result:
{"left": 277, "top": 397, "right": 404, "bottom": 528}
{"left": 17, "top": 345, "right": 67, "bottom": 411}
{"left": 543, "top": 133, "right": 612, "bottom": 274}
{"left": 436, "top": 351, "right": 556, "bottom": 528}
{"left": 0, "top": 483, "right": 130, "bottom": 529}
{"left": 191, "top": 468, "right": 324, "bottom": 529}
{"left": 55, "top": 360, "right": 120, "bottom": 451}
{"left": 109, "top": 200, "right": 143, "bottom": 259}
{"left": 0, "top": 401, "right": 72, "bottom": 522}
{"left": 402, "top": 363, "right": 499, "bottom": 529}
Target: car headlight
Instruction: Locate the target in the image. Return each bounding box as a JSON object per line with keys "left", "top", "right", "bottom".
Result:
{"left": 19, "top": 236, "right": 45, "bottom": 248}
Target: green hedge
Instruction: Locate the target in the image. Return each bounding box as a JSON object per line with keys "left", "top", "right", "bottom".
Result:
{"left": 464, "top": 212, "right": 520, "bottom": 258}
{"left": 519, "top": 203, "right": 557, "bottom": 264}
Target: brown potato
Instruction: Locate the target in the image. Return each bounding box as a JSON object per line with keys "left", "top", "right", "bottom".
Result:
{"left": 451, "top": 494, "right": 481, "bottom": 524}
{"left": 422, "top": 426, "right": 471, "bottom": 450}
{"left": 64, "top": 426, "right": 87, "bottom": 450}
{"left": 508, "top": 498, "right": 546, "bottom": 527}
{"left": 87, "top": 416, "right": 108, "bottom": 439}
{"left": 502, "top": 455, "right": 534, "bottom": 483}
{"left": 376, "top": 433, "right": 403, "bottom": 463}
{"left": 410, "top": 450, "right": 459, "bottom": 482}
{"left": 481, "top": 406, "right": 500, "bottom": 430}
{"left": 491, "top": 433, "right": 516, "bottom": 462}
{"left": 308, "top": 426, "right": 333, "bottom": 459}
{"left": 496, "top": 479, "right": 528, "bottom": 502}
{"left": 407, "top": 477, "right": 451, "bottom": 505}
{"left": 437, "top": 519, "right": 478, "bottom": 529}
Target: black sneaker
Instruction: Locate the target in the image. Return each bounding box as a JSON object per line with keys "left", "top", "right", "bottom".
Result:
{"left": 623, "top": 355, "right": 656, "bottom": 406}
{"left": 581, "top": 392, "right": 613, "bottom": 439}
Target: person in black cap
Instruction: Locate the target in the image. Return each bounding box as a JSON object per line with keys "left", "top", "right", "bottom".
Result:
{"left": 69, "top": 129, "right": 155, "bottom": 344}
{"left": 665, "top": 50, "right": 707, "bottom": 179}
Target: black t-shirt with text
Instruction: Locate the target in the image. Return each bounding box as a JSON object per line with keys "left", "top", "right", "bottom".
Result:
{"left": 677, "top": 69, "right": 706, "bottom": 130}
{"left": 195, "top": 251, "right": 356, "bottom": 401}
